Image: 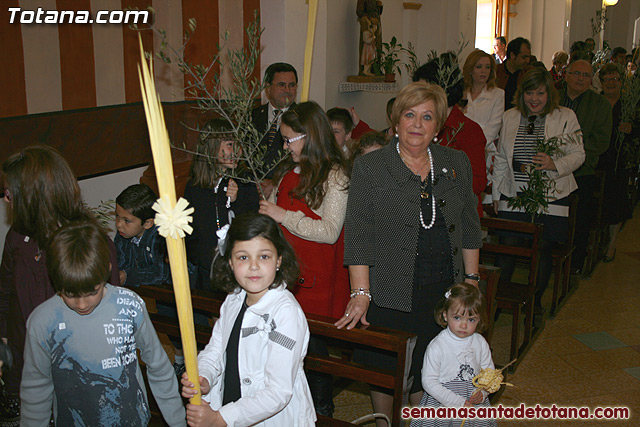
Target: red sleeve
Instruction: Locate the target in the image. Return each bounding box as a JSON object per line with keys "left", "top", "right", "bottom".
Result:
{"left": 351, "top": 120, "right": 373, "bottom": 140}
{"left": 448, "top": 114, "right": 487, "bottom": 217}
{"left": 463, "top": 124, "right": 488, "bottom": 198}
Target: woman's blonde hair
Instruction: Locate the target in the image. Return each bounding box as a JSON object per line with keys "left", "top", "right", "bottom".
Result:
{"left": 434, "top": 282, "right": 488, "bottom": 333}
{"left": 462, "top": 49, "right": 497, "bottom": 90}
{"left": 551, "top": 51, "right": 568, "bottom": 67}
{"left": 391, "top": 82, "right": 448, "bottom": 133}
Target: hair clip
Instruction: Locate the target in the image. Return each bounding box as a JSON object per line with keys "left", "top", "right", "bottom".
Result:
{"left": 445, "top": 290, "right": 451, "bottom": 299}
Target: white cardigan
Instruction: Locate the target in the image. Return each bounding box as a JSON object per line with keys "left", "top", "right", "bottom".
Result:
{"left": 198, "top": 286, "right": 316, "bottom": 427}
{"left": 464, "top": 86, "right": 505, "bottom": 146}
{"left": 492, "top": 106, "right": 585, "bottom": 202}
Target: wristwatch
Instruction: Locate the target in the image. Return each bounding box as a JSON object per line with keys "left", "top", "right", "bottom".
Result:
{"left": 464, "top": 273, "right": 480, "bottom": 282}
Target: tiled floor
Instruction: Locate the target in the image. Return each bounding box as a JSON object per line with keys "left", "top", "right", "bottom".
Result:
{"left": 333, "top": 208, "right": 640, "bottom": 426}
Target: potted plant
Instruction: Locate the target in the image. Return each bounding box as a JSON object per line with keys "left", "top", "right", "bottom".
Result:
{"left": 376, "top": 36, "right": 407, "bottom": 82}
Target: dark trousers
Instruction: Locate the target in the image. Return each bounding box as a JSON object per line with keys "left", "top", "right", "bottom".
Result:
{"left": 306, "top": 336, "right": 334, "bottom": 417}
{"left": 571, "top": 175, "right": 599, "bottom": 271}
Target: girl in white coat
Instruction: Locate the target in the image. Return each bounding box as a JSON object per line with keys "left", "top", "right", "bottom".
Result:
{"left": 181, "top": 213, "right": 316, "bottom": 427}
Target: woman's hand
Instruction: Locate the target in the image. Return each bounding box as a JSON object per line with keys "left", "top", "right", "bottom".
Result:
{"left": 619, "top": 122, "right": 632, "bottom": 134}
{"left": 464, "top": 278, "right": 480, "bottom": 289}
{"left": 348, "top": 107, "right": 361, "bottom": 127}
{"left": 186, "top": 402, "right": 227, "bottom": 427}
{"left": 335, "top": 295, "right": 370, "bottom": 330}
{"left": 226, "top": 179, "right": 238, "bottom": 203}
{"left": 258, "top": 200, "right": 286, "bottom": 223}
{"left": 258, "top": 179, "right": 274, "bottom": 200}
{"left": 532, "top": 152, "right": 556, "bottom": 171}
{"left": 181, "top": 373, "right": 211, "bottom": 399}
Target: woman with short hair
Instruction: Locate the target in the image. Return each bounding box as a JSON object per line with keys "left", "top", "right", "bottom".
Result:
{"left": 340, "top": 81, "right": 482, "bottom": 426}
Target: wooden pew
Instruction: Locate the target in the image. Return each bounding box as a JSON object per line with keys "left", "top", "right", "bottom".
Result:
{"left": 479, "top": 264, "right": 501, "bottom": 345}
{"left": 480, "top": 218, "right": 544, "bottom": 373}
{"left": 135, "top": 285, "right": 417, "bottom": 427}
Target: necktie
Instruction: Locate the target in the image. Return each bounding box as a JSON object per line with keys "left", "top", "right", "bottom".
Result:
{"left": 266, "top": 109, "right": 282, "bottom": 145}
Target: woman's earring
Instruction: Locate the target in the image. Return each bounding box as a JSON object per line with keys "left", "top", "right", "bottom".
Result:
{"left": 276, "top": 266, "right": 280, "bottom": 271}
{"left": 394, "top": 133, "right": 399, "bottom": 138}
{"left": 433, "top": 136, "right": 439, "bottom": 143}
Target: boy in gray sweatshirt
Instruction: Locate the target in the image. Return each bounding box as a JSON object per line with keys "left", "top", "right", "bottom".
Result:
{"left": 20, "top": 220, "right": 186, "bottom": 427}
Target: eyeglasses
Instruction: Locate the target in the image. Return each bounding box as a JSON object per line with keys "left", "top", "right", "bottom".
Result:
{"left": 601, "top": 77, "right": 621, "bottom": 83}
{"left": 284, "top": 134, "right": 306, "bottom": 146}
{"left": 272, "top": 82, "right": 298, "bottom": 90}
{"left": 3, "top": 188, "right": 12, "bottom": 202}
{"left": 567, "top": 71, "right": 592, "bottom": 79}
{"left": 527, "top": 116, "right": 536, "bottom": 135}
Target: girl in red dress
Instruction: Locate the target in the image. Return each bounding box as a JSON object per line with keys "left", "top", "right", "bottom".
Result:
{"left": 259, "top": 101, "right": 350, "bottom": 417}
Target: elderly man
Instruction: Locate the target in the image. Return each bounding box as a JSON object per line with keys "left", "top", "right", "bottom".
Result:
{"left": 493, "top": 36, "right": 507, "bottom": 64}
{"left": 560, "top": 59, "right": 612, "bottom": 275}
{"left": 250, "top": 62, "right": 298, "bottom": 193}
{"left": 496, "top": 37, "right": 532, "bottom": 110}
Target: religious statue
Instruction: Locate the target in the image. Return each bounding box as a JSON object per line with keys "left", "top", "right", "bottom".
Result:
{"left": 357, "top": 0, "right": 383, "bottom": 76}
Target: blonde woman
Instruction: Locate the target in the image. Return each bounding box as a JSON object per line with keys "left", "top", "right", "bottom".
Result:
{"left": 463, "top": 49, "right": 505, "bottom": 206}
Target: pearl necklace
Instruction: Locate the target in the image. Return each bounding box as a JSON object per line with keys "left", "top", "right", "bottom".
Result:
{"left": 396, "top": 142, "right": 436, "bottom": 229}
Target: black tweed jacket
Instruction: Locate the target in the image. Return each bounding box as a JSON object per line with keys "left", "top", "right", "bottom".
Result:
{"left": 344, "top": 139, "right": 482, "bottom": 312}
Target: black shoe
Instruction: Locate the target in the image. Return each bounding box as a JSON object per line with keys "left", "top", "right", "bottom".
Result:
{"left": 533, "top": 305, "right": 546, "bottom": 327}
{"left": 603, "top": 249, "right": 616, "bottom": 263}
{"left": 534, "top": 305, "right": 546, "bottom": 316}
{"left": 306, "top": 371, "right": 335, "bottom": 418}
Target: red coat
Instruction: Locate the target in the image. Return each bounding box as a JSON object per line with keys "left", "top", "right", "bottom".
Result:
{"left": 437, "top": 106, "right": 487, "bottom": 217}
{"left": 276, "top": 171, "right": 350, "bottom": 319}
{"left": 351, "top": 120, "right": 373, "bottom": 140}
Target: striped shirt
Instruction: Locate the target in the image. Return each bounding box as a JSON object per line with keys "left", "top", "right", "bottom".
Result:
{"left": 513, "top": 114, "right": 546, "bottom": 191}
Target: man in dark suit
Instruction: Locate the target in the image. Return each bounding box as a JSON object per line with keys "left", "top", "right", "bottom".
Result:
{"left": 251, "top": 62, "right": 298, "bottom": 196}
{"left": 496, "top": 37, "right": 531, "bottom": 110}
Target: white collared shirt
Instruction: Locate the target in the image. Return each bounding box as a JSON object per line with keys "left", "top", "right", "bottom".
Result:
{"left": 268, "top": 103, "right": 291, "bottom": 129}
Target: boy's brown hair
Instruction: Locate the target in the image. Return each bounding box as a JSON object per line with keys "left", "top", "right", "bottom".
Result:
{"left": 46, "top": 220, "right": 112, "bottom": 297}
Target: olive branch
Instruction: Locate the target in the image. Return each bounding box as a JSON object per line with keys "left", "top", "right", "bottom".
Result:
{"left": 130, "top": 9, "right": 288, "bottom": 200}
{"left": 507, "top": 128, "right": 582, "bottom": 220}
